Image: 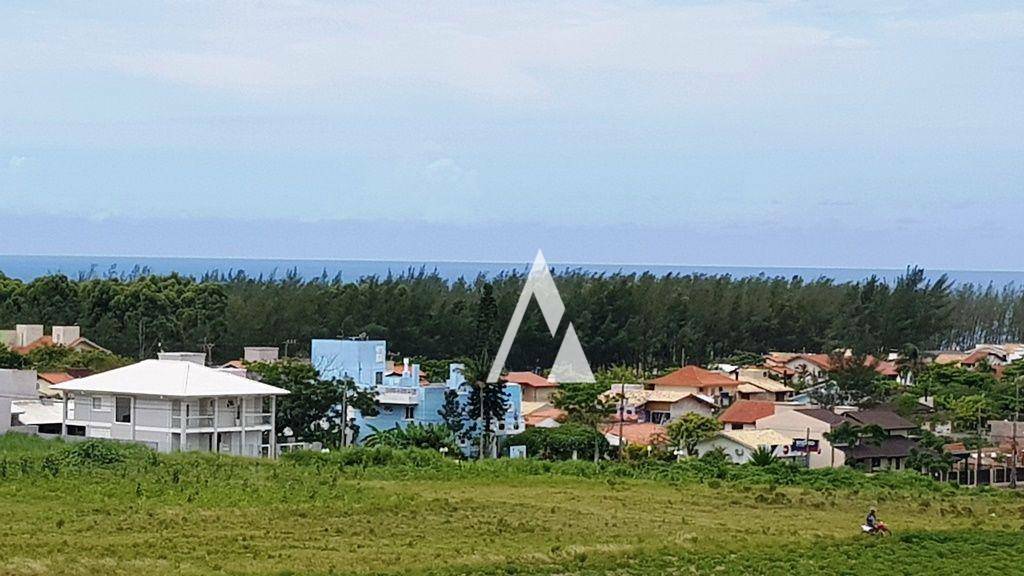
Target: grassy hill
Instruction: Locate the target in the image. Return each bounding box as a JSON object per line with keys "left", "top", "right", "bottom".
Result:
{"left": 1, "top": 434, "right": 1023, "bottom": 576}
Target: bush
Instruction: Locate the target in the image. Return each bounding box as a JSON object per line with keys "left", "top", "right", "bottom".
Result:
{"left": 514, "top": 424, "right": 610, "bottom": 460}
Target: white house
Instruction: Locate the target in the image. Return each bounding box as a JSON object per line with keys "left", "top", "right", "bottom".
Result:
{"left": 694, "top": 429, "right": 798, "bottom": 464}
{"left": 1, "top": 369, "right": 38, "bottom": 435}
{"left": 51, "top": 360, "right": 289, "bottom": 458}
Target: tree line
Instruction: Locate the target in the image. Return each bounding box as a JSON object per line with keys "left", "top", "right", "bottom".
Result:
{"left": 2, "top": 266, "right": 1024, "bottom": 371}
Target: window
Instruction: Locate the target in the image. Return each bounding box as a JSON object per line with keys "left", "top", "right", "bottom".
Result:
{"left": 375, "top": 371, "right": 384, "bottom": 385}
{"left": 404, "top": 406, "right": 415, "bottom": 420}
{"left": 92, "top": 397, "right": 103, "bottom": 410}
{"left": 115, "top": 397, "right": 132, "bottom": 424}
{"left": 650, "top": 411, "right": 671, "bottom": 425}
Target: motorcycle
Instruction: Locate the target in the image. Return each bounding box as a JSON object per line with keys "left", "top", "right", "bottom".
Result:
{"left": 861, "top": 521, "right": 891, "bottom": 536}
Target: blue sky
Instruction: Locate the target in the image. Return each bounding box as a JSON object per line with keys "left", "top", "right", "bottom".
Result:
{"left": 1, "top": 1, "right": 1022, "bottom": 268}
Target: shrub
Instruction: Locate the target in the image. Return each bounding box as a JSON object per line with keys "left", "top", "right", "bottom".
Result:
{"left": 514, "top": 424, "right": 610, "bottom": 460}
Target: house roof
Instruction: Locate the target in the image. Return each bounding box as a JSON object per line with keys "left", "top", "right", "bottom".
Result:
{"left": 503, "top": 371, "right": 557, "bottom": 388}
{"left": 50, "top": 360, "right": 290, "bottom": 398}
{"left": 718, "top": 400, "right": 776, "bottom": 425}
{"left": 38, "top": 372, "right": 74, "bottom": 385}
{"left": 789, "top": 354, "right": 832, "bottom": 370}
{"left": 794, "top": 408, "right": 847, "bottom": 426}
{"left": 719, "top": 429, "right": 792, "bottom": 450}
{"left": 607, "top": 388, "right": 716, "bottom": 407}
{"left": 11, "top": 400, "right": 63, "bottom": 426}
{"left": 962, "top": 348, "right": 1004, "bottom": 365}
{"left": 931, "top": 352, "right": 967, "bottom": 365}
{"left": 13, "top": 336, "right": 110, "bottom": 355}
{"left": 603, "top": 422, "right": 668, "bottom": 447}
{"left": 844, "top": 409, "right": 917, "bottom": 431}
{"left": 845, "top": 437, "right": 920, "bottom": 460}
{"left": 220, "top": 359, "right": 247, "bottom": 370}
{"left": 736, "top": 369, "right": 793, "bottom": 393}
{"left": 524, "top": 406, "right": 565, "bottom": 427}
{"left": 649, "top": 366, "right": 739, "bottom": 389}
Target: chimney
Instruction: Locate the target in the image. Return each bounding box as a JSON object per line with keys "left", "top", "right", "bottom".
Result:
{"left": 52, "top": 326, "right": 81, "bottom": 346}
{"left": 15, "top": 325, "right": 43, "bottom": 347}
{"left": 243, "top": 346, "right": 280, "bottom": 363}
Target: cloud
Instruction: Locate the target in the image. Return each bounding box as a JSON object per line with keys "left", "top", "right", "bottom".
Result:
{"left": 7, "top": 156, "right": 29, "bottom": 171}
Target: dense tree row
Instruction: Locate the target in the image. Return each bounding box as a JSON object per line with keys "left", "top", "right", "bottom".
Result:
{"left": 2, "top": 266, "right": 1023, "bottom": 370}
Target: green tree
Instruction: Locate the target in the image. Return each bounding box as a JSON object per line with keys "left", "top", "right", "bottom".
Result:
{"left": 551, "top": 381, "right": 616, "bottom": 462}
{"left": 364, "top": 422, "right": 458, "bottom": 453}
{"left": 666, "top": 413, "right": 721, "bottom": 456}
{"left": 466, "top": 380, "right": 509, "bottom": 459}
{"left": 247, "top": 360, "right": 377, "bottom": 448}
{"left": 0, "top": 344, "right": 26, "bottom": 369}
{"left": 437, "top": 388, "right": 466, "bottom": 440}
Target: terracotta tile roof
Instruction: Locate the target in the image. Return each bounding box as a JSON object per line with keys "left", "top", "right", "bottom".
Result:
{"left": 12, "top": 335, "right": 54, "bottom": 354}
{"left": 649, "top": 366, "right": 739, "bottom": 388}
{"left": 524, "top": 407, "right": 565, "bottom": 427}
{"left": 962, "top": 348, "right": 1002, "bottom": 365}
{"left": 12, "top": 336, "right": 110, "bottom": 355}
{"left": 37, "top": 372, "right": 74, "bottom": 385}
{"left": 602, "top": 422, "right": 668, "bottom": 446}
{"left": 718, "top": 400, "right": 776, "bottom": 425}
{"left": 792, "top": 354, "right": 832, "bottom": 370}
{"left": 503, "top": 371, "right": 558, "bottom": 388}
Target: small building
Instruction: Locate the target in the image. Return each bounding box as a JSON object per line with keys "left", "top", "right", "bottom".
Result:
{"left": 603, "top": 422, "right": 668, "bottom": 448}
{"left": 842, "top": 437, "right": 920, "bottom": 472}
{"left": 718, "top": 400, "right": 777, "bottom": 430}
{"left": 37, "top": 372, "right": 75, "bottom": 398}
{"left": 647, "top": 366, "right": 741, "bottom": 406}
{"left": 694, "top": 429, "right": 798, "bottom": 464}
{"left": 51, "top": 359, "right": 289, "bottom": 458}
{"left": 502, "top": 371, "right": 558, "bottom": 403}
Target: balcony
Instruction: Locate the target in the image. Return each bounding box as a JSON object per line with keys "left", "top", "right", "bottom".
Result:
{"left": 170, "top": 414, "right": 272, "bottom": 429}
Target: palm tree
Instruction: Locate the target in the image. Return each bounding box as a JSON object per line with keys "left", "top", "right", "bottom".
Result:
{"left": 749, "top": 446, "right": 778, "bottom": 467}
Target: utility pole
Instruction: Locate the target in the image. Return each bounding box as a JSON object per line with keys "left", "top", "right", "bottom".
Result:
{"left": 282, "top": 338, "right": 297, "bottom": 358}
{"left": 1012, "top": 377, "right": 1020, "bottom": 489}
{"left": 975, "top": 402, "right": 983, "bottom": 488}
{"left": 805, "top": 427, "right": 812, "bottom": 469}
{"left": 617, "top": 380, "right": 627, "bottom": 459}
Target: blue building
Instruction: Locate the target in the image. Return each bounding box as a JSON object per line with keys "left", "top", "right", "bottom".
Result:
{"left": 311, "top": 339, "right": 524, "bottom": 453}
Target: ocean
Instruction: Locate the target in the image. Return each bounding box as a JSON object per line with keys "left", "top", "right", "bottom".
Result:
{"left": 1, "top": 254, "right": 1023, "bottom": 287}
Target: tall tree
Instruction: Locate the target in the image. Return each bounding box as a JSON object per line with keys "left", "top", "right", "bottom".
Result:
{"left": 551, "top": 381, "right": 616, "bottom": 462}
{"left": 465, "top": 379, "right": 508, "bottom": 459}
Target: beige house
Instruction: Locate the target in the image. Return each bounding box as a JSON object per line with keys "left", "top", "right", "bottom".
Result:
{"left": 1, "top": 325, "right": 110, "bottom": 355}
{"left": 756, "top": 407, "right": 846, "bottom": 468}
{"left": 503, "top": 371, "right": 558, "bottom": 403}
{"left": 694, "top": 429, "right": 799, "bottom": 464}
{"left": 604, "top": 384, "right": 715, "bottom": 425}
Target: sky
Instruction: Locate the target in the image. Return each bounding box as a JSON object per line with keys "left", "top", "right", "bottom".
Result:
{"left": 1, "top": 1, "right": 1022, "bottom": 269}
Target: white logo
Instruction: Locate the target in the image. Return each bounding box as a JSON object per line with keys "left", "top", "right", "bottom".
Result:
{"left": 486, "top": 250, "right": 595, "bottom": 384}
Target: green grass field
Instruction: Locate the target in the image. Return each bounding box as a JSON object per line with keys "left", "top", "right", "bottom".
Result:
{"left": 1, "top": 434, "right": 1023, "bottom": 576}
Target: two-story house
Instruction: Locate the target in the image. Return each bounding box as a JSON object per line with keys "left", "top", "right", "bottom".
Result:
{"left": 311, "top": 339, "right": 524, "bottom": 452}
{"left": 51, "top": 359, "right": 288, "bottom": 458}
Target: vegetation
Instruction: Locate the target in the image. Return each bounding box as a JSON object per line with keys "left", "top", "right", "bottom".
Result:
{"left": 514, "top": 423, "right": 610, "bottom": 460}
{"left": 363, "top": 422, "right": 459, "bottom": 453}
{"left": 2, "top": 265, "right": 1021, "bottom": 370}
{"left": 3, "top": 435, "right": 1024, "bottom": 576}
{"left": 551, "top": 381, "right": 617, "bottom": 461}
{"left": 666, "top": 413, "right": 721, "bottom": 456}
